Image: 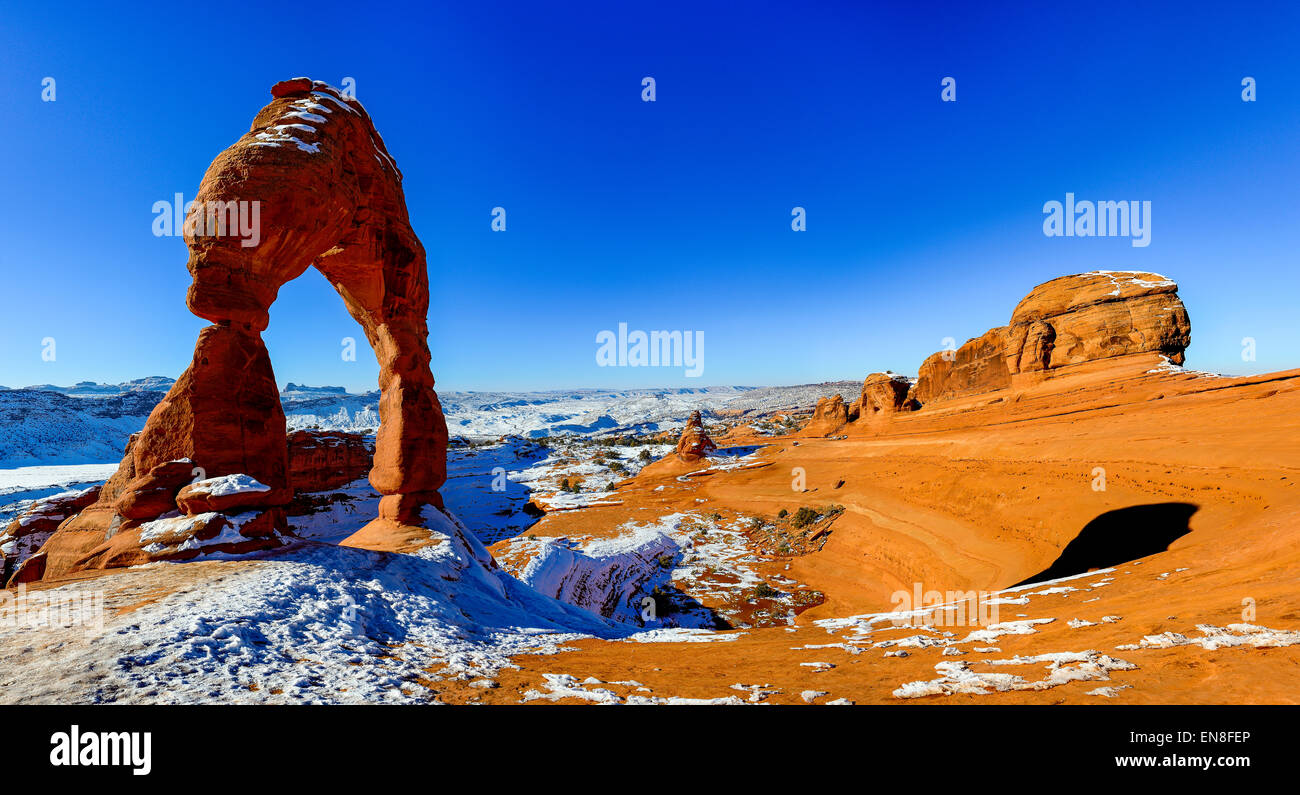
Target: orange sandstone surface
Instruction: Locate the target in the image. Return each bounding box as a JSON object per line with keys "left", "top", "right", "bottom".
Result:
{"left": 453, "top": 272, "right": 1299, "bottom": 705}
{"left": 463, "top": 358, "right": 1300, "bottom": 704}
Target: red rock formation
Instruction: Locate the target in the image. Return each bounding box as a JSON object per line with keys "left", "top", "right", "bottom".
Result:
{"left": 2, "top": 487, "right": 99, "bottom": 543}
{"left": 913, "top": 271, "right": 1190, "bottom": 404}
{"left": 805, "top": 394, "right": 849, "bottom": 435}
{"left": 675, "top": 411, "right": 718, "bottom": 463}
{"left": 35, "top": 78, "right": 449, "bottom": 578}
{"left": 132, "top": 510, "right": 283, "bottom": 565}
{"left": 857, "top": 372, "right": 918, "bottom": 419}
{"left": 287, "top": 430, "right": 373, "bottom": 493}
{"left": 1005, "top": 271, "right": 1190, "bottom": 384}
{"left": 913, "top": 327, "right": 1010, "bottom": 404}
{"left": 1, "top": 486, "right": 99, "bottom": 585}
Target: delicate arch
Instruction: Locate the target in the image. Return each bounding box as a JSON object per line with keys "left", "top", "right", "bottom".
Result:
{"left": 31, "top": 79, "right": 446, "bottom": 583}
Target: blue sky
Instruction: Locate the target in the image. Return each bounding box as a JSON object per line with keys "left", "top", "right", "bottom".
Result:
{"left": 1, "top": 1, "right": 1297, "bottom": 392}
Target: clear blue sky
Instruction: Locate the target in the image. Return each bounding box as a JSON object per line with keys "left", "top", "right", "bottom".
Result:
{"left": 1, "top": 1, "right": 1297, "bottom": 392}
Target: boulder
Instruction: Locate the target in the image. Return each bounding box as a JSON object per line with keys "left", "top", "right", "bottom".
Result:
{"left": 116, "top": 459, "right": 208, "bottom": 520}
{"left": 1, "top": 486, "right": 98, "bottom": 541}
{"left": 176, "top": 474, "right": 274, "bottom": 515}
{"left": 135, "top": 509, "right": 283, "bottom": 563}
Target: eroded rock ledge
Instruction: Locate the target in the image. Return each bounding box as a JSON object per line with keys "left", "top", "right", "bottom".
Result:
{"left": 807, "top": 271, "right": 1191, "bottom": 435}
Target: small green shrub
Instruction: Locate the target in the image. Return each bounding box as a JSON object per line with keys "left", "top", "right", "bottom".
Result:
{"left": 791, "top": 506, "right": 819, "bottom": 529}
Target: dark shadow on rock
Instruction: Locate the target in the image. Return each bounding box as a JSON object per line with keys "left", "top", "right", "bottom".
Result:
{"left": 1012, "top": 502, "right": 1198, "bottom": 588}
{"left": 637, "top": 585, "right": 730, "bottom": 630}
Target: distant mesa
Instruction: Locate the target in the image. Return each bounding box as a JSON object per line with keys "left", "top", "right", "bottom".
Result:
{"left": 9, "top": 378, "right": 354, "bottom": 399}
{"left": 13, "top": 377, "right": 176, "bottom": 397}
{"left": 282, "top": 383, "right": 348, "bottom": 395}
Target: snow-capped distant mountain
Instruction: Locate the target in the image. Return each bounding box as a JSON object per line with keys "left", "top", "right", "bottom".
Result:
{"left": 2, "top": 376, "right": 177, "bottom": 397}
{"left": 0, "top": 379, "right": 863, "bottom": 468}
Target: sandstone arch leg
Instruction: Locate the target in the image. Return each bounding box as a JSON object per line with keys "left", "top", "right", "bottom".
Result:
{"left": 316, "top": 224, "right": 450, "bottom": 554}
{"left": 32, "top": 323, "right": 292, "bottom": 581}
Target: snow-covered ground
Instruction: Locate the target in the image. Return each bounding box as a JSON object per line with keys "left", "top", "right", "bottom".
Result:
{"left": 0, "top": 442, "right": 555, "bottom": 547}
{"left": 0, "top": 437, "right": 710, "bottom": 546}
{"left": 0, "top": 498, "right": 800, "bottom": 703}
{"left": 0, "top": 379, "right": 889, "bottom": 704}
{"left": 0, "top": 509, "right": 631, "bottom": 704}
{"left": 282, "top": 437, "right": 760, "bottom": 546}
{"left": 501, "top": 437, "right": 763, "bottom": 512}
{"left": 0, "top": 437, "right": 789, "bottom": 703}
{"left": 508, "top": 437, "right": 672, "bottom": 511}
{"left": 498, "top": 509, "right": 822, "bottom": 631}
{"left": 0, "top": 485, "right": 98, "bottom": 571}
{"left": 293, "top": 384, "right": 861, "bottom": 440}
{"left": 287, "top": 439, "right": 556, "bottom": 546}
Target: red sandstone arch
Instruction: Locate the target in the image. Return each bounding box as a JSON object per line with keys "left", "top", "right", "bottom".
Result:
{"left": 27, "top": 79, "right": 447, "bottom": 583}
